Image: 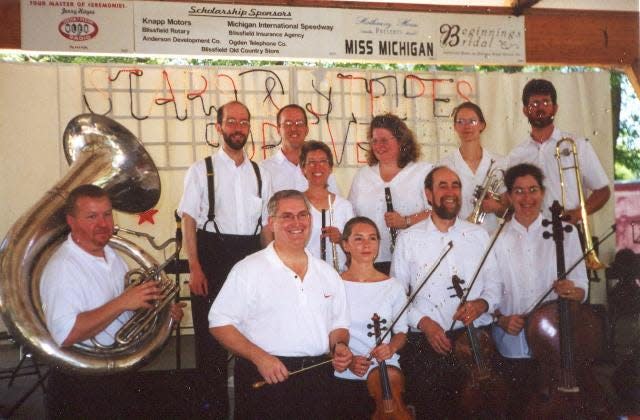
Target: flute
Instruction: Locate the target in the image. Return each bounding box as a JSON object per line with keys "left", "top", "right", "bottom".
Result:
{"left": 328, "top": 196, "right": 340, "bottom": 271}
{"left": 384, "top": 187, "right": 398, "bottom": 253}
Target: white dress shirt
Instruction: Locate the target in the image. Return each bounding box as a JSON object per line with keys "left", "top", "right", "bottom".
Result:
{"left": 260, "top": 148, "right": 339, "bottom": 194}
{"left": 507, "top": 128, "right": 609, "bottom": 217}
{"left": 348, "top": 161, "right": 433, "bottom": 263}
{"left": 390, "top": 217, "right": 501, "bottom": 331}
{"left": 40, "top": 236, "right": 131, "bottom": 347}
{"left": 209, "top": 243, "right": 350, "bottom": 356}
{"left": 334, "top": 278, "right": 408, "bottom": 381}
{"left": 491, "top": 214, "right": 588, "bottom": 358}
{"left": 307, "top": 195, "right": 355, "bottom": 272}
{"left": 438, "top": 148, "right": 507, "bottom": 233}
{"left": 178, "top": 149, "right": 272, "bottom": 234}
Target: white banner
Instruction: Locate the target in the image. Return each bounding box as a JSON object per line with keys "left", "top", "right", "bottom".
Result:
{"left": 133, "top": 2, "right": 525, "bottom": 64}
{"left": 20, "top": 1, "right": 525, "bottom": 64}
{"left": 21, "top": 0, "right": 134, "bottom": 54}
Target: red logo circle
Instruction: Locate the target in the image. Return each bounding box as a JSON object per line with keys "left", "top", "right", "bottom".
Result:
{"left": 58, "top": 17, "right": 99, "bottom": 41}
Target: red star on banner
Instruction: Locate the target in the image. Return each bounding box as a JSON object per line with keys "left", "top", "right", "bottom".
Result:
{"left": 137, "top": 209, "right": 159, "bottom": 225}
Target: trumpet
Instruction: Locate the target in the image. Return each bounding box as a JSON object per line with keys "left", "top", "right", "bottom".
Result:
{"left": 467, "top": 160, "right": 505, "bottom": 224}
{"left": 328, "top": 196, "right": 340, "bottom": 271}
{"left": 555, "top": 137, "right": 606, "bottom": 270}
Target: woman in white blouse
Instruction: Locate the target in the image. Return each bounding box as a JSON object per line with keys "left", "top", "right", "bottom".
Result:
{"left": 301, "top": 140, "right": 354, "bottom": 271}
{"left": 348, "top": 113, "right": 432, "bottom": 274}
{"left": 333, "top": 216, "right": 408, "bottom": 419}
{"left": 439, "top": 101, "right": 507, "bottom": 233}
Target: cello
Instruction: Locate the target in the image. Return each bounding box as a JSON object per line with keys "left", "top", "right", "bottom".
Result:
{"left": 525, "top": 201, "right": 611, "bottom": 418}
{"left": 450, "top": 275, "right": 509, "bottom": 418}
{"left": 366, "top": 313, "right": 413, "bottom": 420}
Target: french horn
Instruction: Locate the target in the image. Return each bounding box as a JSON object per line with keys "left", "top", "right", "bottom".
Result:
{"left": 0, "top": 113, "right": 174, "bottom": 374}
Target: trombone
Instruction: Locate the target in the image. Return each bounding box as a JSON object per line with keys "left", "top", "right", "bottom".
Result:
{"left": 555, "top": 137, "right": 606, "bottom": 270}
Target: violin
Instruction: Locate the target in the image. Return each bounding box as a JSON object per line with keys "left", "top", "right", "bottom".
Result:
{"left": 525, "top": 201, "right": 611, "bottom": 418}
{"left": 366, "top": 313, "right": 413, "bottom": 420}
{"left": 450, "top": 275, "right": 508, "bottom": 417}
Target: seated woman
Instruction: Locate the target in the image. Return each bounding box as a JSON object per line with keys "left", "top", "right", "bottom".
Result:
{"left": 333, "top": 216, "right": 409, "bottom": 419}
{"left": 300, "top": 140, "right": 354, "bottom": 271}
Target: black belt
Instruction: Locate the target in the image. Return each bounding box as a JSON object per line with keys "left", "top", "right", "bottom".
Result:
{"left": 276, "top": 355, "right": 330, "bottom": 372}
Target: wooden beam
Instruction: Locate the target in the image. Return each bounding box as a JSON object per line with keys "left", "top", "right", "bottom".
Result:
{"left": 512, "top": 0, "right": 542, "bottom": 17}
{"left": 627, "top": 62, "right": 640, "bottom": 100}
{"left": 524, "top": 10, "right": 639, "bottom": 67}
{"left": 0, "top": 0, "right": 19, "bottom": 50}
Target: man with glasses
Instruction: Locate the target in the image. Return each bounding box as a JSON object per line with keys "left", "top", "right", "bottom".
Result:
{"left": 508, "top": 78, "right": 610, "bottom": 222}
{"left": 178, "top": 100, "right": 272, "bottom": 418}
{"left": 210, "top": 189, "right": 352, "bottom": 419}
{"left": 260, "top": 103, "right": 339, "bottom": 193}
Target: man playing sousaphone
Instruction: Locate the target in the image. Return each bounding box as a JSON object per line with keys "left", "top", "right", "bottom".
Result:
{"left": 40, "top": 184, "right": 184, "bottom": 419}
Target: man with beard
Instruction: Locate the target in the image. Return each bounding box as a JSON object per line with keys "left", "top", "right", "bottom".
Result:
{"left": 390, "top": 165, "right": 501, "bottom": 418}
{"left": 508, "top": 79, "right": 610, "bottom": 222}
{"left": 260, "top": 104, "right": 338, "bottom": 194}
{"left": 178, "top": 100, "right": 272, "bottom": 418}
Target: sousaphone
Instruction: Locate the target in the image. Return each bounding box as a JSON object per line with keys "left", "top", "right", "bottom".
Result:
{"left": 0, "top": 114, "right": 174, "bottom": 374}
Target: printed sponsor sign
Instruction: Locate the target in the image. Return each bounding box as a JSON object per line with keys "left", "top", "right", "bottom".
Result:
{"left": 134, "top": 2, "right": 525, "bottom": 64}
{"left": 21, "top": 0, "right": 134, "bottom": 53}
{"left": 21, "top": 0, "right": 524, "bottom": 64}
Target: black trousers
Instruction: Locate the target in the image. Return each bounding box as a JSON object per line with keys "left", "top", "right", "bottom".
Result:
{"left": 192, "top": 230, "right": 261, "bottom": 419}
{"left": 46, "top": 368, "right": 135, "bottom": 420}
{"left": 331, "top": 376, "right": 374, "bottom": 420}
{"left": 399, "top": 332, "right": 466, "bottom": 419}
{"left": 234, "top": 355, "right": 334, "bottom": 420}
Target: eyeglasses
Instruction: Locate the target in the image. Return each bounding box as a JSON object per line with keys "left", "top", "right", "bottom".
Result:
{"left": 223, "top": 118, "right": 250, "bottom": 128}
{"left": 527, "top": 99, "right": 552, "bottom": 109}
{"left": 274, "top": 211, "right": 311, "bottom": 222}
{"left": 454, "top": 119, "right": 479, "bottom": 126}
{"left": 512, "top": 186, "right": 541, "bottom": 195}
{"left": 370, "top": 137, "right": 395, "bottom": 146}
{"left": 306, "top": 159, "right": 330, "bottom": 166}
{"left": 281, "top": 120, "right": 306, "bottom": 128}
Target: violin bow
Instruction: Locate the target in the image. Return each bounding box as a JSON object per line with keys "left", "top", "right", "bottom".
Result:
{"left": 446, "top": 207, "right": 511, "bottom": 333}
{"left": 524, "top": 224, "right": 616, "bottom": 315}
{"left": 369, "top": 240, "right": 454, "bottom": 349}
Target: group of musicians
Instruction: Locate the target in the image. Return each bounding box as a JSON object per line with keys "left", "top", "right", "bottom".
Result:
{"left": 39, "top": 78, "right": 612, "bottom": 419}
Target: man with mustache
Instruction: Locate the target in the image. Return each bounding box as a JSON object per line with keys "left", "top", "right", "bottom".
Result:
{"left": 508, "top": 79, "right": 610, "bottom": 223}
{"left": 178, "top": 100, "right": 272, "bottom": 418}
{"left": 40, "top": 184, "right": 184, "bottom": 418}
{"left": 390, "top": 165, "right": 501, "bottom": 418}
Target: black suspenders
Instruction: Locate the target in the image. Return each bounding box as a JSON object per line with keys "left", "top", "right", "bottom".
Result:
{"left": 203, "top": 155, "right": 263, "bottom": 235}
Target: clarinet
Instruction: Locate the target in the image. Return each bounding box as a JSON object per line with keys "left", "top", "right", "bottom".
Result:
{"left": 384, "top": 187, "right": 398, "bottom": 253}
{"left": 321, "top": 209, "right": 327, "bottom": 261}
{"left": 328, "top": 196, "right": 340, "bottom": 271}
